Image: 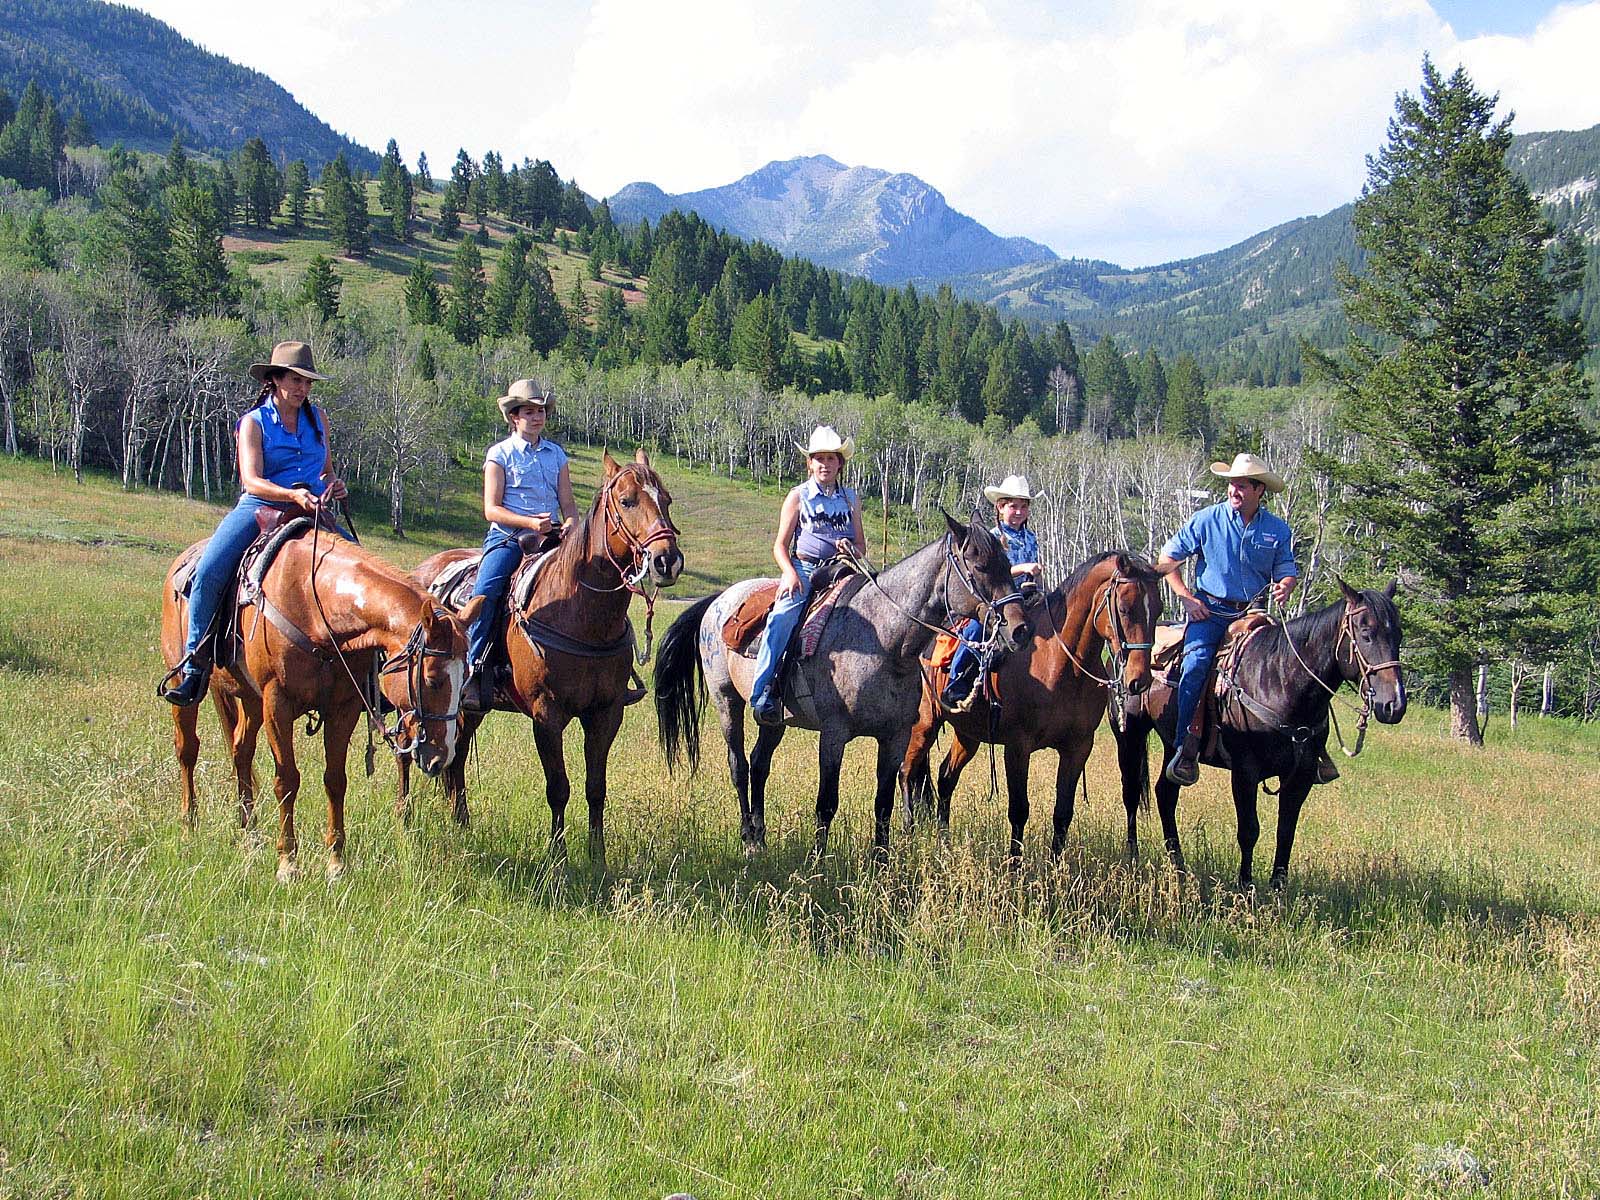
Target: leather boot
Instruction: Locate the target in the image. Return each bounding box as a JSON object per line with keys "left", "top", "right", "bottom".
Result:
{"left": 160, "top": 664, "right": 211, "bottom": 707}
{"left": 1165, "top": 734, "right": 1201, "bottom": 786}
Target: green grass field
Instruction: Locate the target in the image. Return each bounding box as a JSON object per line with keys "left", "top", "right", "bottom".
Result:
{"left": 2, "top": 456, "right": 1598, "bottom": 1198}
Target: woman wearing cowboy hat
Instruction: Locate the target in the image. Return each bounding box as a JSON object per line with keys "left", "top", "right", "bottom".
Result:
{"left": 940, "top": 473, "right": 1044, "bottom": 711}
{"left": 462, "top": 379, "right": 578, "bottom": 705}
{"left": 162, "top": 341, "right": 349, "bottom": 705}
{"left": 1157, "top": 452, "right": 1303, "bottom": 786}
{"left": 749, "top": 425, "right": 867, "bottom": 726}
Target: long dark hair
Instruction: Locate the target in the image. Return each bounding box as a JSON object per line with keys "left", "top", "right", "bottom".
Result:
{"left": 239, "top": 372, "right": 323, "bottom": 442}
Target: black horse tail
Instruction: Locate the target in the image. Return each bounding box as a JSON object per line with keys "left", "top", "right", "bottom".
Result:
{"left": 655, "top": 592, "right": 719, "bottom": 777}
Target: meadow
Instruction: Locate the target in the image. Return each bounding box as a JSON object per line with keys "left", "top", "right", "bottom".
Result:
{"left": 2, "top": 453, "right": 1598, "bottom": 1198}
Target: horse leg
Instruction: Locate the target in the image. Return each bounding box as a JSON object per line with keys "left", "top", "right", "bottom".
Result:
{"left": 898, "top": 701, "right": 942, "bottom": 833}
{"left": 811, "top": 734, "right": 848, "bottom": 862}
{"left": 171, "top": 699, "right": 202, "bottom": 829}
{"left": 320, "top": 702, "right": 362, "bottom": 881}
{"left": 444, "top": 711, "right": 484, "bottom": 827}
{"left": 934, "top": 729, "right": 980, "bottom": 836}
{"left": 1004, "top": 744, "right": 1033, "bottom": 862}
{"left": 1231, "top": 770, "right": 1262, "bottom": 890}
{"left": 873, "top": 732, "right": 911, "bottom": 864}
{"left": 260, "top": 690, "right": 302, "bottom": 883}
{"left": 533, "top": 721, "right": 572, "bottom": 863}
{"left": 746, "top": 722, "right": 786, "bottom": 854}
{"left": 224, "top": 690, "right": 262, "bottom": 831}
{"left": 579, "top": 703, "right": 626, "bottom": 871}
{"left": 721, "top": 701, "right": 755, "bottom": 851}
{"left": 1268, "top": 771, "right": 1315, "bottom": 890}
{"left": 1051, "top": 738, "right": 1094, "bottom": 858}
{"left": 394, "top": 754, "right": 411, "bottom": 824}
{"left": 1114, "top": 725, "right": 1148, "bottom": 863}
{"left": 1154, "top": 773, "right": 1185, "bottom": 875}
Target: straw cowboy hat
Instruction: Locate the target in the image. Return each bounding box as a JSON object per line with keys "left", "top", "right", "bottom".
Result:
{"left": 983, "top": 474, "right": 1036, "bottom": 504}
{"left": 1210, "top": 451, "right": 1285, "bottom": 494}
{"left": 496, "top": 378, "right": 553, "bottom": 420}
{"left": 795, "top": 425, "right": 854, "bottom": 461}
{"left": 248, "top": 341, "right": 329, "bottom": 382}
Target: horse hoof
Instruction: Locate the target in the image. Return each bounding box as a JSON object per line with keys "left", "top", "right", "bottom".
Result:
{"left": 326, "top": 858, "right": 347, "bottom": 883}
{"left": 276, "top": 860, "right": 300, "bottom": 884}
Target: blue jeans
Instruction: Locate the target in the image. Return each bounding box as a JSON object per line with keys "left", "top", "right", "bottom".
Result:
{"left": 751, "top": 559, "right": 818, "bottom": 707}
{"left": 183, "top": 496, "right": 347, "bottom": 671}
{"left": 467, "top": 532, "right": 524, "bottom": 670}
{"left": 1172, "top": 600, "right": 1249, "bottom": 750}
{"left": 946, "top": 618, "right": 983, "bottom": 679}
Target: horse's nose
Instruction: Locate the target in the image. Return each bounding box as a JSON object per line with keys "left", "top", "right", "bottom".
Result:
{"left": 655, "top": 548, "right": 683, "bottom": 584}
{"left": 1128, "top": 673, "right": 1149, "bottom": 696}
{"left": 415, "top": 744, "right": 444, "bottom": 777}
{"left": 1008, "top": 620, "right": 1029, "bottom": 650}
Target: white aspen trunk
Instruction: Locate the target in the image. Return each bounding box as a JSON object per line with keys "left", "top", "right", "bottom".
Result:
{"left": 1542, "top": 664, "right": 1554, "bottom": 717}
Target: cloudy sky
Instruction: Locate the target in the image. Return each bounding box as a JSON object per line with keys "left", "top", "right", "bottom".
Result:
{"left": 125, "top": 0, "right": 1600, "bottom": 266}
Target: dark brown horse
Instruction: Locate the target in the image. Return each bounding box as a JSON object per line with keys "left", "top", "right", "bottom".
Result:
{"left": 899, "top": 550, "right": 1162, "bottom": 858}
{"left": 1111, "top": 579, "right": 1406, "bottom": 889}
{"left": 412, "top": 449, "right": 683, "bottom": 866}
{"left": 160, "top": 518, "right": 482, "bottom": 882}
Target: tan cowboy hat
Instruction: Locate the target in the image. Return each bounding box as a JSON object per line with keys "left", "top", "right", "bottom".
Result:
{"left": 795, "top": 425, "right": 854, "bottom": 462}
{"left": 248, "top": 341, "right": 329, "bottom": 382}
{"left": 496, "top": 378, "right": 552, "bottom": 420}
{"left": 1211, "top": 451, "right": 1285, "bottom": 494}
{"left": 982, "top": 474, "right": 1036, "bottom": 504}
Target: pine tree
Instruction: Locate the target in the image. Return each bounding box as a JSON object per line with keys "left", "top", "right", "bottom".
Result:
{"left": 1163, "top": 354, "right": 1211, "bottom": 444}
{"left": 63, "top": 111, "right": 92, "bottom": 148}
{"left": 688, "top": 288, "right": 732, "bottom": 369}
{"left": 415, "top": 151, "right": 433, "bottom": 193}
{"left": 1084, "top": 334, "right": 1136, "bottom": 437}
{"left": 1314, "top": 58, "right": 1599, "bottom": 744}
{"left": 159, "top": 134, "right": 191, "bottom": 189}
{"left": 167, "top": 184, "right": 234, "bottom": 314}
{"left": 445, "top": 236, "right": 485, "bottom": 344}
{"left": 234, "top": 137, "right": 280, "bottom": 227}
{"left": 377, "top": 138, "right": 413, "bottom": 242}
{"left": 301, "top": 254, "right": 341, "bottom": 321}
{"left": 415, "top": 339, "right": 436, "bottom": 381}
{"left": 981, "top": 340, "right": 1028, "bottom": 424}
{"left": 437, "top": 185, "right": 461, "bottom": 240}
{"left": 483, "top": 232, "right": 530, "bottom": 338}
{"left": 20, "top": 207, "right": 56, "bottom": 269}
{"left": 319, "top": 152, "right": 369, "bottom": 255}
{"left": 283, "top": 160, "right": 309, "bottom": 227}
{"left": 212, "top": 161, "right": 237, "bottom": 232}
{"left": 404, "top": 256, "right": 442, "bottom": 325}
{"left": 518, "top": 248, "right": 566, "bottom": 353}
{"left": 731, "top": 294, "right": 791, "bottom": 390}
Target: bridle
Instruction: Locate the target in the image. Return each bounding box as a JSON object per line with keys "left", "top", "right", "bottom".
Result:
{"left": 374, "top": 617, "right": 462, "bottom": 755}
{"left": 838, "top": 534, "right": 1025, "bottom": 648}
{"left": 569, "top": 463, "right": 681, "bottom": 664}
{"left": 1051, "top": 567, "right": 1156, "bottom": 688}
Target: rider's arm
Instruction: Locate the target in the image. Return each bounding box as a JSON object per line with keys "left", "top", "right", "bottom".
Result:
{"left": 554, "top": 461, "right": 578, "bottom": 533}
{"left": 846, "top": 489, "right": 866, "bottom": 557}
{"left": 1271, "top": 534, "right": 1300, "bottom": 603}
{"left": 483, "top": 461, "right": 549, "bottom": 534}
{"left": 772, "top": 489, "right": 803, "bottom": 596}
{"left": 239, "top": 416, "right": 317, "bottom": 512}
{"left": 315, "top": 410, "right": 348, "bottom": 503}
{"left": 1158, "top": 552, "right": 1209, "bottom": 620}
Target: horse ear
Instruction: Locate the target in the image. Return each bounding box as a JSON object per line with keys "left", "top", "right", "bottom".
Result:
{"left": 1336, "top": 575, "right": 1361, "bottom": 605}
{"left": 634, "top": 446, "right": 650, "bottom": 467}
{"left": 941, "top": 508, "right": 967, "bottom": 545}
{"left": 419, "top": 598, "right": 443, "bottom": 632}
{"left": 456, "top": 595, "right": 487, "bottom": 626}
{"left": 1384, "top": 577, "right": 1398, "bottom": 600}
{"left": 602, "top": 450, "right": 621, "bottom": 480}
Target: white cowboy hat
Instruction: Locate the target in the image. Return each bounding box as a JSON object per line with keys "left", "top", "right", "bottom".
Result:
{"left": 795, "top": 425, "right": 854, "bottom": 462}
{"left": 496, "top": 378, "right": 552, "bottom": 420}
{"left": 1210, "top": 452, "right": 1285, "bottom": 494}
{"left": 982, "top": 474, "right": 1036, "bottom": 504}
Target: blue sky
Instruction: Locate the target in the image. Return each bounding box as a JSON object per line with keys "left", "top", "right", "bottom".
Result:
{"left": 128, "top": 0, "right": 1600, "bottom": 267}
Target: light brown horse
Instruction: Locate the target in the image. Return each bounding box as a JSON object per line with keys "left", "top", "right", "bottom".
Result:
{"left": 899, "top": 550, "right": 1162, "bottom": 859}
{"left": 412, "top": 449, "right": 684, "bottom": 866}
{"left": 161, "top": 517, "right": 482, "bottom": 882}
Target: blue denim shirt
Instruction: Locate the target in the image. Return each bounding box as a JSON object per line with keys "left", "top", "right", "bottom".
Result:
{"left": 991, "top": 522, "right": 1040, "bottom": 569}
{"left": 1161, "top": 501, "right": 1297, "bottom": 603}
{"left": 243, "top": 398, "right": 327, "bottom": 494}
{"left": 486, "top": 434, "right": 567, "bottom": 536}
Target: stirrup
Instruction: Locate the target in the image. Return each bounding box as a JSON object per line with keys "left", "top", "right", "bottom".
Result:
{"left": 1314, "top": 751, "right": 1341, "bottom": 785}
{"left": 1164, "top": 747, "right": 1200, "bottom": 787}
{"left": 158, "top": 662, "right": 210, "bottom": 707}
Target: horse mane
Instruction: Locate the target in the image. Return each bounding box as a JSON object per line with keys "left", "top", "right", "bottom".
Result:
{"left": 1259, "top": 586, "right": 1398, "bottom": 661}
{"left": 540, "top": 459, "right": 666, "bottom": 591}
{"left": 1053, "top": 549, "right": 1159, "bottom": 598}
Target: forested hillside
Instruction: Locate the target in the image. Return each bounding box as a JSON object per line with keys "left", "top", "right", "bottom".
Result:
{"left": 0, "top": 0, "right": 377, "bottom": 170}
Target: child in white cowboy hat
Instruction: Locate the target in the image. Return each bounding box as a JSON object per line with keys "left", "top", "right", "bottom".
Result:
{"left": 1157, "top": 451, "right": 1343, "bottom": 787}
{"left": 462, "top": 379, "right": 579, "bottom": 708}
{"left": 940, "top": 473, "right": 1044, "bottom": 711}
{"left": 749, "top": 425, "right": 867, "bottom": 725}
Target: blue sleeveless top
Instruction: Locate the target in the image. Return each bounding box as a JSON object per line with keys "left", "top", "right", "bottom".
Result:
{"left": 243, "top": 397, "right": 328, "bottom": 494}
{"left": 792, "top": 479, "right": 856, "bottom": 562}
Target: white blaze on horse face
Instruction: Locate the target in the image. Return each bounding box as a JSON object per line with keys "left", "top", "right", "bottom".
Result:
{"left": 440, "top": 659, "right": 465, "bottom": 759}
{"left": 334, "top": 576, "right": 367, "bottom": 610}
{"left": 644, "top": 484, "right": 660, "bottom": 507}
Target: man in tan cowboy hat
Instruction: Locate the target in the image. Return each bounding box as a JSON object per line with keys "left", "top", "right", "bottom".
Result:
{"left": 940, "top": 472, "right": 1044, "bottom": 711}
{"left": 1157, "top": 452, "right": 1308, "bottom": 786}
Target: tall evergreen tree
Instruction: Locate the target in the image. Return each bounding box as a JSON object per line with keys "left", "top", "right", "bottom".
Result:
{"left": 1134, "top": 347, "right": 1168, "bottom": 432}
{"left": 404, "top": 255, "right": 442, "bottom": 325}
{"left": 377, "top": 138, "right": 413, "bottom": 242}
{"left": 167, "top": 184, "right": 234, "bottom": 314}
{"left": 283, "top": 159, "right": 310, "bottom": 228}
{"left": 158, "top": 134, "right": 192, "bottom": 189}
{"left": 319, "top": 152, "right": 369, "bottom": 255}
{"left": 1163, "top": 353, "right": 1212, "bottom": 444}
{"left": 731, "top": 294, "right": 792, "bottom": 390}
{"left": 688, "top": 287, "right": 732, "bottom": 369}
{"left": 518, "top": 248, "right": 566, "bottom": 354}
{"left": 483, "top": 232, "right": 530, "bottom": 338}
{"left": 234, "top": 137, "right": 280, "bottom": 227}
{"left": 437, "top": 184, "right": 461, "bottom": 240}
{"left": 301, "top": 254, "right": 341, "bottom": 321}
{"left": 445, "top": 235, "right": 485, "bottom": 344}
{"left": 415, "top": 151, "right": 433, "bottom": 193}
{"left": 1084, "top": 334, "right": 1136, "bottom": 437}
{"left": 1314, "top": 58, "right": 1599, "bottom": 744}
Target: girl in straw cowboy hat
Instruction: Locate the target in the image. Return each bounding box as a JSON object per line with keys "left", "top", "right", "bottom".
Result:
{"left": 161, "top": 341, "right": 350, "bottom": 706}
{"left": 940, "top": 473, "right": 1044, "bottom": 711}
{"left": 462, "top": 379, "right": 578, "bottom": 706}
{"left": 749, "top": 425, "right": 866, "bottom": 725}
{"left": 1156, "top": 451, "right": 1302, "bottom": 786}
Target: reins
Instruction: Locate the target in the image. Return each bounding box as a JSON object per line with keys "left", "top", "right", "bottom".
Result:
{"left": 1273, "top": 598, "right": 1402, "bottom": 758}
{"left": 837, "top": 536, "right": 1023, "bottom": 648}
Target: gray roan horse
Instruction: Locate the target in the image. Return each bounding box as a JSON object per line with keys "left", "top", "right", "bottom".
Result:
{"left": 655, "top": 513, "right": 1031, "bottom": 861}
{"left": 1112, "top": 579, "right": 1406, "bottom": 889}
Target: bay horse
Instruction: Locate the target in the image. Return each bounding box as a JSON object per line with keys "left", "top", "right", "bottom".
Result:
{"left": 160, "top": 515, "right": 482, "bottom": 882}
{"left": 654, "top": 513, "right": 1031, "bottom": 862}
{"left": 899, "top": 550, "right": 1162, "bottom": 859}
{"left": 1111, "top": 578, "right": 1406, "bottom": 889}
{"left": 412, "top": 449, "right": 683, "bottom": 867}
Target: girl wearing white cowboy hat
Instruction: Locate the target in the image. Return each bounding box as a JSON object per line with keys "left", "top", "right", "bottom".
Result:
{"left": 162, "top": 341, "right": 350, "bottom": 705}
{"left": 462, "top": 379, "right": 579, "bottom": 704}
{"left": 749, "top": 425, "right": 866, "bottom": 725}
{"left": 940, "top": 473, "right": 1045, "bottom": 711}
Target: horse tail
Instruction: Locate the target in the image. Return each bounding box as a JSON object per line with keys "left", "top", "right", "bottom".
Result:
{"left": 655, "top": 591, "right": 719, "bottom": 776}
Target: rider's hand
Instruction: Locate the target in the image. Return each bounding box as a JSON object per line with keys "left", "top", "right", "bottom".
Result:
{"left": 1272, "top": 576, "right": 1298, "bottom": 605}
{"left": 322, "top": 476, "right": 348, "bottom": 503}
{"left": 289, "top": 487, "right": 319, "bottom": 514}
{"left": 1180, "top": 593, "right": 1211, "bottom": 622}
{"left": 835, "top": 537, "right": 856, "bottom": 557}
{"left": 529, "top": 513, "right": 554, "bottom": 535}
{"left": 778, "top": 567, "right": 802, "bottom": 598}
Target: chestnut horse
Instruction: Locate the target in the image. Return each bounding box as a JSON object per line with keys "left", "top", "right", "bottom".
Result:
{"left": 1111, "top": 579, "right": 1406, "bottom": 889}
{"left": 899, "top": 550, "right": 1162, "bottom": 858}
{"left": 160, "top": 516, "right": 482, "bottom": 882}
{"left": 412, "top": 449, "right": 684, "bottom": 866}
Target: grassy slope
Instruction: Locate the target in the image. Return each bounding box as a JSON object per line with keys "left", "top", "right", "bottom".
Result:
{"left": 2, "top": 457, "right": 1599, "bottom": 1197}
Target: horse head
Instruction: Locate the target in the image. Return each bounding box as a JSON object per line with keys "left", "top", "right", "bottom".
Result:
{"left": 597, "top": 449, "right": 684, "bottom": 587}
{"left": 1337, "top": 576, "right": 1406, "bottom": 724}
{"left": 1102, "top": 552, "right": 1162, "bottom": 712}
{"left": 942, "top": 510, "right": 1030, "bottom": 650}
{"left": 384, "top": 596, "right": 483, "bottom": 778}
